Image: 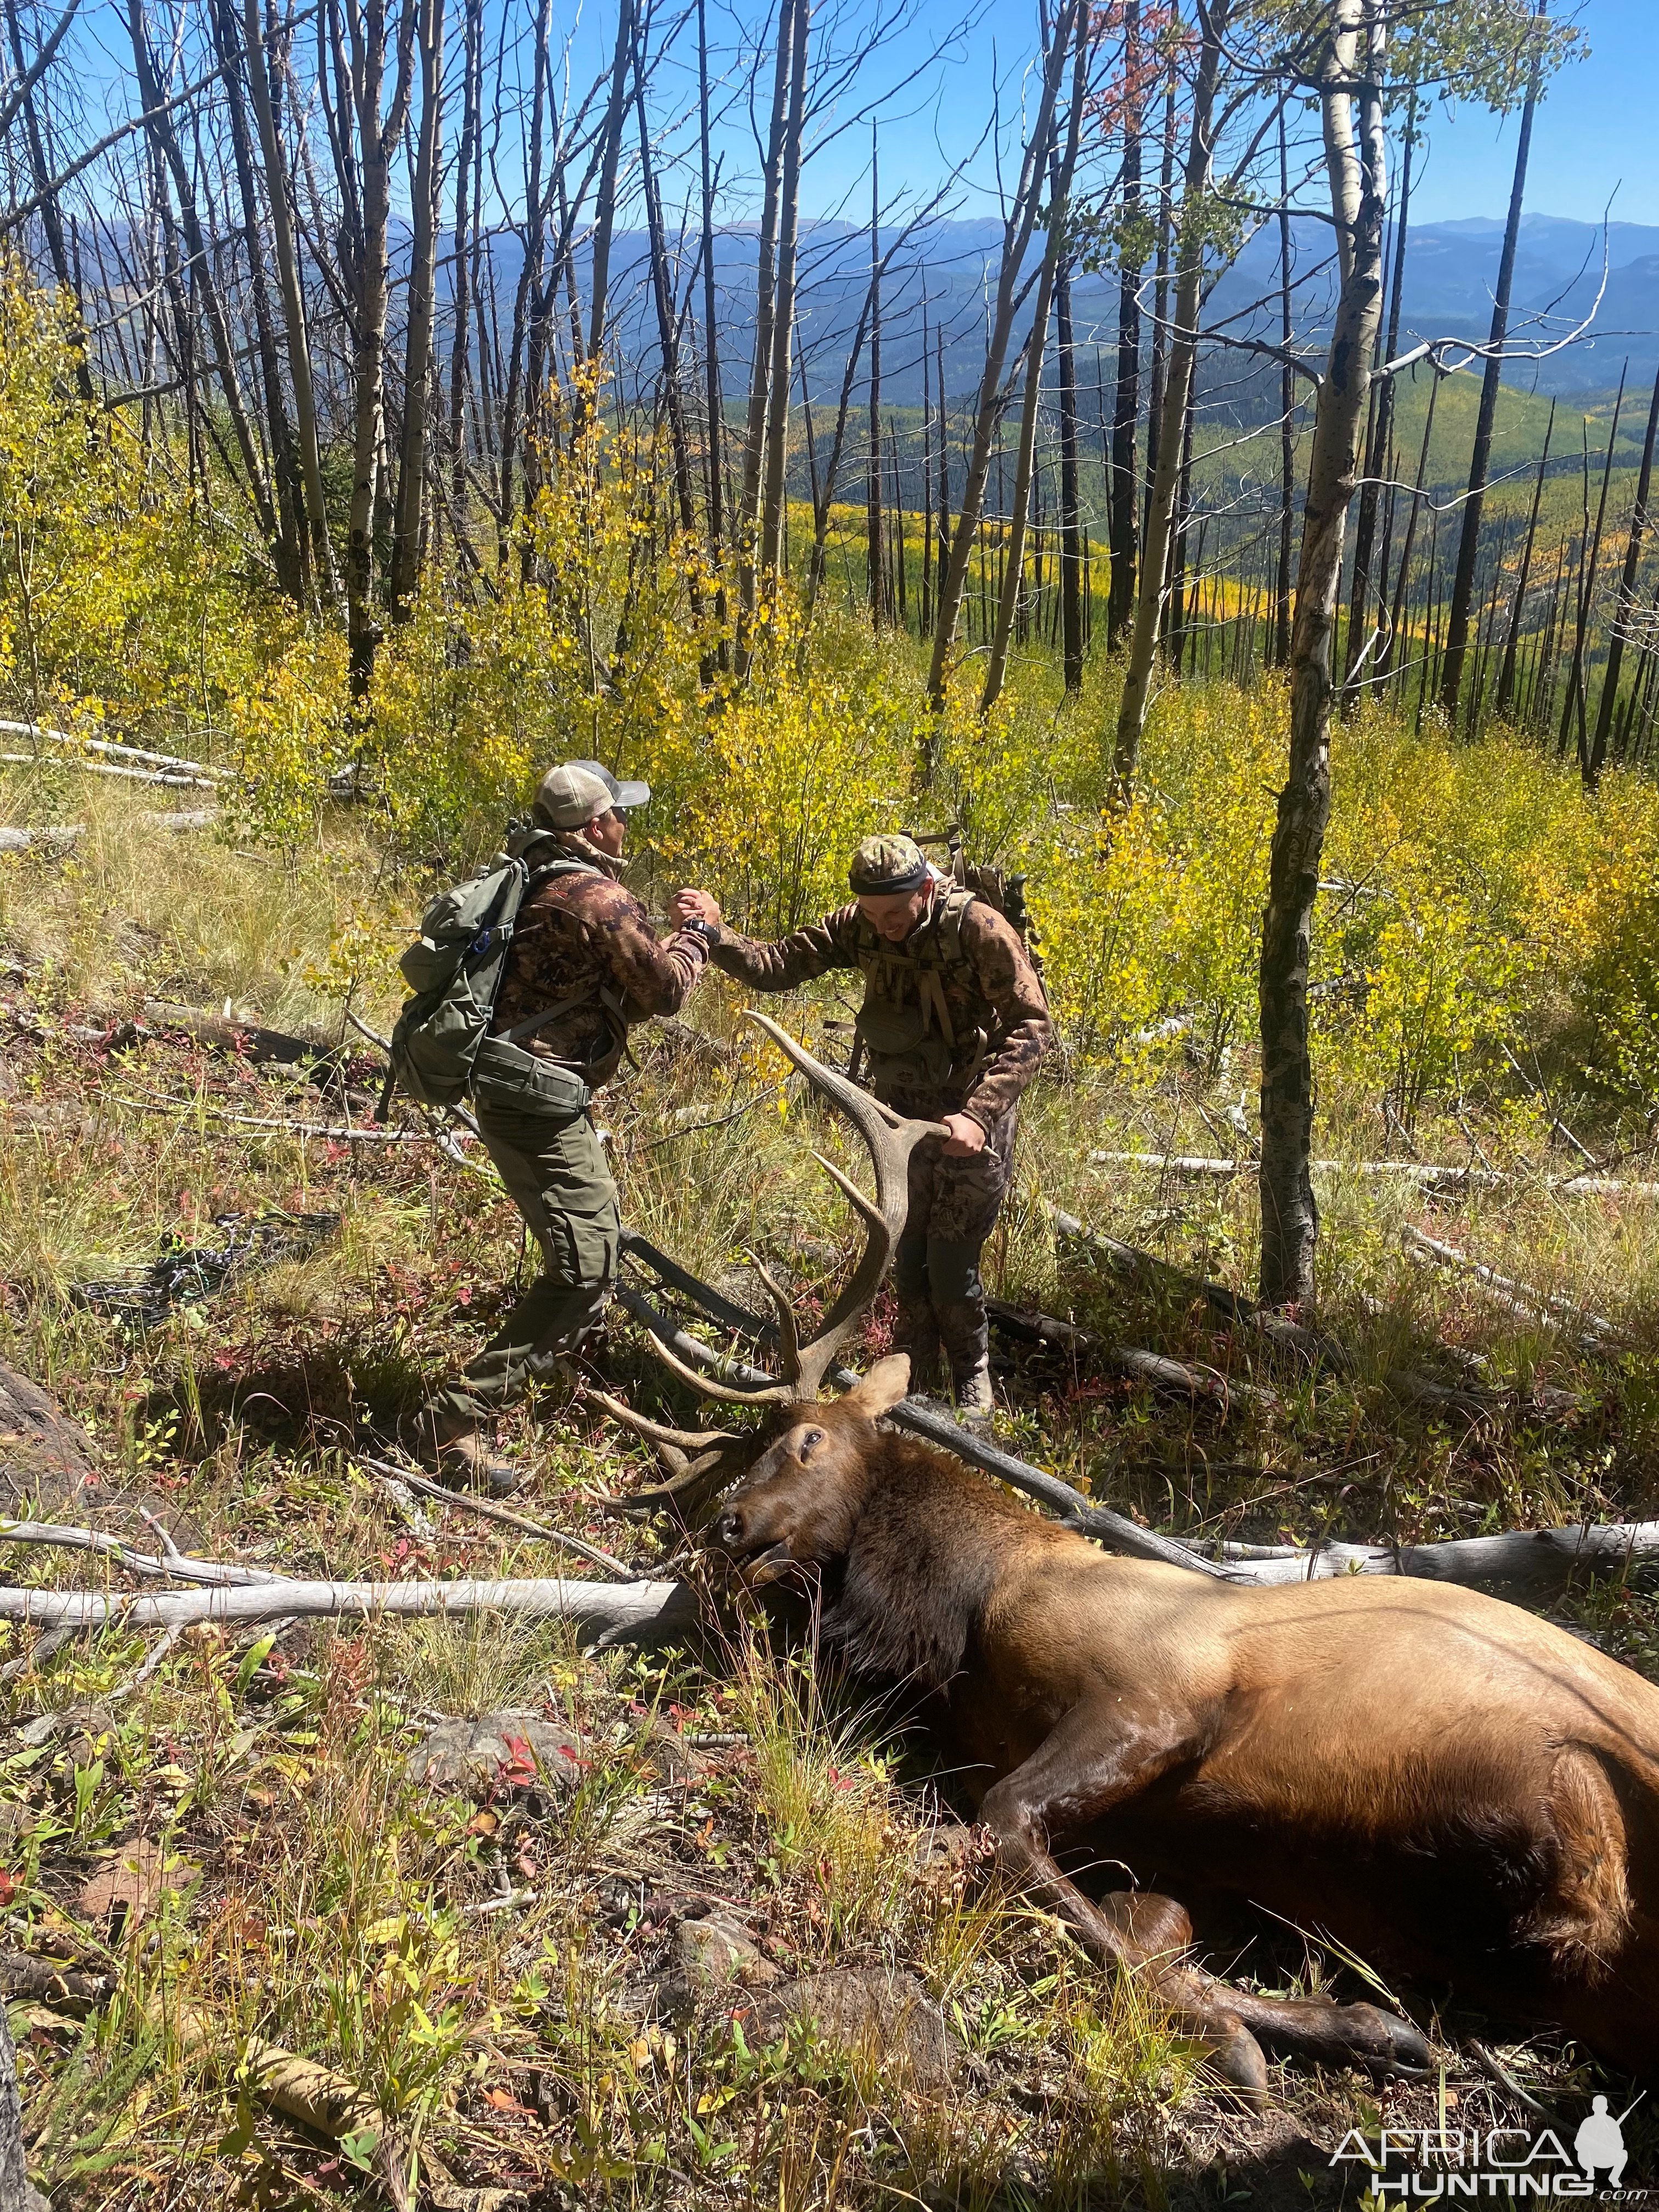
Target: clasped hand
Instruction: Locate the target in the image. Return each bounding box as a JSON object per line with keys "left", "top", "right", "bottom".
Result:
{"left": 672, "top": 888, "right": 721, "bottom": 928}
{"left": 670, "top": 887, "right": 983, "bottom": 1158}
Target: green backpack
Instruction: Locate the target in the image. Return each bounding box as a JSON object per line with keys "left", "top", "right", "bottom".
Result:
{"left": 902, "top": 823, "right": 1045, "bottom": 976}
{"left": 387, "top": 853, "right": 592, "bottom": 1109}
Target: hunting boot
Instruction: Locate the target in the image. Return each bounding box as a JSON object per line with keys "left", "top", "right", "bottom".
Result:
{"left": 951, "top": 1355, "right": 995, "bottom": 1424}
{"left": 404, "top": 1407, "right": 522, "bottom": 1499}
{"left": 936, "top": 1288, "right": 994, "bottom": 1425}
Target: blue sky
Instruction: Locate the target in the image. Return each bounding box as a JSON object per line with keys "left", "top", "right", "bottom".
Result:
{"left": 1405, "top": 0, "right": 1656, "bottom": 228}
{"left": 746, "top": 0, "right": 1657, "bottom": 235}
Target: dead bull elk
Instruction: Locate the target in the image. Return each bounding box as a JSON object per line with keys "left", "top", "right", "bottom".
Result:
{"left": 603, "top": 1018, "right": 1659, "bottom": 2096}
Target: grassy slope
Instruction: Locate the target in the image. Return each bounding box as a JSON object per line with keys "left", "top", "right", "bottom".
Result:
{"left": 1, "top": 774, "right": 1657, "bottom": 2204}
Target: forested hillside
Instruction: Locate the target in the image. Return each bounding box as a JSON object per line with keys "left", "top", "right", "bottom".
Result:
{"left": 1, "top": 0, "right": 1658, "bottom": 2203}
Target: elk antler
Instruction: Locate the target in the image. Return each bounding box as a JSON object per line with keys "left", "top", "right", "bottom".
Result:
{"left": 582, "top": 1386, "right": 742, "bottom": 1457}
{"left": 637, "top": 1010, "right": 949, "bottom": 1404}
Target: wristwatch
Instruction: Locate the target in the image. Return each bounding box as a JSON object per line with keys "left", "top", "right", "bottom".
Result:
{"left": 681, "top": 917, "right": 722, "bottom": 947}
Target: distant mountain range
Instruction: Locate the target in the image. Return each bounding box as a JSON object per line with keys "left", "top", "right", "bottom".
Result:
{"left": 1209, "top": 213, "right": 1659, "bottom": 399}
{"left": 575, "top": 210, "right": 1658, "bottom": 407}
{"left": 83, "top": 207, "right": 1655, "bottom": 416}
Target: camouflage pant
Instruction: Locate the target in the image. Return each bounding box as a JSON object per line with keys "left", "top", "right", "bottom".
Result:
{"left": 427, "top": 1095, "right": 620, "bottom": 1429}
{"left": 888, "top": 1105, "right": 1017, "bottom": 1390}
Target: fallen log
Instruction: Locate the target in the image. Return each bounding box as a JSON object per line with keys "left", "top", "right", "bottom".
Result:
{"left": 0, "top": 1519, "right": 272, "bottom": 1587}
{"left": 1049, "top": 1204, "right": 1496, "bottom": 1420}
{"left": 0, "top": 1574, "right": 697, "bottom": 1644}
{"left": 1173, "top": 1521, "right": 1659, "bottom": 1592}
{"left": 1047, "top": 1205, "right": 1345, "bottom": 1368}
{"left": 1402, "top": 1226, "right": 1623, "bottom": 1349}
{"left": 109, "top": 1088, "right": 427, "bottom": 1143}
{"left": 986, "top": 1299, "right": 1279, "bottom": 1414}
{"left": 0, "top": 811, "right": 215, "bottom": 855}
{"left": 357, "top": 1456, "right": 636, "bottom": 1577}
{"left": 0, "top": 825, "right": 76, "bottom": 855}
{"left": 138, "top": 1000, "right": 349, "bottom": 1075}
{"left": 0, "top": 753, "right": 218, "bottom": 789}
{"left": 1084, "top": 1152, "right": 1659, "bottom": 1199}
{"left": 167, "top": 2004, "right": 409, "bottom": 2210}
{"left": 0, "top": 721, "right": 233, "bottom": 781}
{"left": 6, "top": 1516, "right": 1652, "bottom": 1675}
{"left": 1, "top": 1929, "right": 405, "bottom": 2208}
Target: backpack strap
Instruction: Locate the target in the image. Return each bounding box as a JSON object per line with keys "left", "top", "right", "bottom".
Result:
{"left": 524, "top": 856, "right": 601, "bottom": 894}
{"left": 492, "top": 858, "right": 614, "bottom": 1049}
{"left": 928, "top": 886, "right": 985, "bottom": 1076}
{"left": 497, "top": 984, "right": 608, "bottom": 1046}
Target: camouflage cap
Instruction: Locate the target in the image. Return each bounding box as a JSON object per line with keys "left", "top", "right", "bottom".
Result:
{"left": 849, "top": 833, "right": 929, "bottom": 896}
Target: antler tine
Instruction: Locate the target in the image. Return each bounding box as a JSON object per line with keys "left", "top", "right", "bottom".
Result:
{"left": 744, "top": 1009, "right": 951, "bottom": 1401}
{"left": 742, "top": 1251, "right": 803, "bottom": 1387}
{"left": 643, "top": 1324, "right": 794, "bottom": 1405}
{"left": 809, "top": 1150, "right": 885, "bottom": 1234}
{"left": 583, "top": 1385, "right": 742, "bottom": 1455}
{"left": 591, "top": 1442, "right": 739, "bottom": 1518}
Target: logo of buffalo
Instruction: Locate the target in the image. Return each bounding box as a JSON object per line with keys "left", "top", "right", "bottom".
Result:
{"left": 1331, "top": 2096, "right": 1644, "bottom": 2200}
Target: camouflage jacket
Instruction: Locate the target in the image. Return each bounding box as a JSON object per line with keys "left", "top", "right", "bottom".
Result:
{"left": 710, "top": 891, "right": 1052, "bottom": 1129}
{"left": 489, "top": 831, "right": 708, "bottom": 1085}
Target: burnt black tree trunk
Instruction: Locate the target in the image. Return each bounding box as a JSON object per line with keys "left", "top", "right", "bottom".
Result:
{"left": 1106, "top": 0, "right": 1142, "bottom": 651}
{"left": 1437, "top": 40, "right": 1541, "bottom": 723}
{"left": 866, "top": 127, "right": 884, "bottom": 625}
{"left": 1057, "top": 236, "right": 1085, "bottom": 691}
{"left": 1493, "top": 396, "right": 1554, "bottom": 718}
{"left": 1561, "top": 368, "right": 1625, "bottom": 781}
{"left": 1588, "top": 360, "right": 1659, "bottom": 782}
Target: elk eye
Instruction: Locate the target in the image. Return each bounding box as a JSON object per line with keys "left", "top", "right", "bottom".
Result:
{"left": 798, "top": 1427, "right": 826, "bottom": 1459}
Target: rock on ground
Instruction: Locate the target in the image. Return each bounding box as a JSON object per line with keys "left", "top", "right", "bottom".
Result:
{"left": 405, "top": 1713, "right": 584, "bottom": 1799}
{"left": 674, "top": 1911, "right": 780, "bottom": 1994}
{"left": 741, "top": 1968, "right": 962, "bottom": 2092}
{"left": 0, "top": 1361, "right": 97, "bottom": 1519}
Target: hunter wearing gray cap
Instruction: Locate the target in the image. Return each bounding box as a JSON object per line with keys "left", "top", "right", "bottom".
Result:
{"left": 535, "top": 758, "right": 652, "bottom": 828}
{"left": 408, "top": 755, "right": 710, "bottom": 1494}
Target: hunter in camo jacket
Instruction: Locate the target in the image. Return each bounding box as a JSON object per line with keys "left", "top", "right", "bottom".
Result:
{"left": 673, "top": 834, "right": 1052, "bottom": 1415}
{"left": 413, "top": 760, "right": 709, "bottom": 1492}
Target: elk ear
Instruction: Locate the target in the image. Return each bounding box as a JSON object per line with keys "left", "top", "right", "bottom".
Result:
{"left": 839, "top": 1353, "right": 912, "bottom": 1421}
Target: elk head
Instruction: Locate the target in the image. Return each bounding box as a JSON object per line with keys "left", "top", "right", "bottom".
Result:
{"left": 591, "top": 1011, "right": 946, "bottom": 1521}
{"left": 709, "top": 1353, "right": 913, "bottom": 1587}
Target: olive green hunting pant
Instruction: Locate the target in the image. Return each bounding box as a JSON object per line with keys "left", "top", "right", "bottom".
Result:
{"left": 427, "top": 1089, "right": 620, "bottom": 1429}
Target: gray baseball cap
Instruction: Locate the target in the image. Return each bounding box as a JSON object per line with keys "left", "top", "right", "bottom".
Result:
{"left": 535, "top": 757, "right": 652, "bottom": 828}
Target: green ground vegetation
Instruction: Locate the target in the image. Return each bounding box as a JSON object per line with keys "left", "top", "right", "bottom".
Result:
{"left": 0, "top": 261, "right": 1657, "bottom": 2205}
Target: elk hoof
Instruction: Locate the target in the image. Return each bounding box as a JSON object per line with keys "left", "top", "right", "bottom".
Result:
{"left": 1206, "top": 2021, "right": 1269, "bottom": 2107}
{"left": 1345, "top": 2003, "right": 1433, "bottom": 2077}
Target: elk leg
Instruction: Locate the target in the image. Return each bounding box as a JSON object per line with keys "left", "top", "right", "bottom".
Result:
{"left": 977, "top": 1702, "right": 1270, "bottom": 2100}
{"left": 979, "top": 1701, "right": 1430, "bottom": 2092}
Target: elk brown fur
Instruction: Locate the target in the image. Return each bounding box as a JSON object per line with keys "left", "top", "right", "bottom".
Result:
{"left": 711, "top": 1355, "right": 1659, "bottom": 2096}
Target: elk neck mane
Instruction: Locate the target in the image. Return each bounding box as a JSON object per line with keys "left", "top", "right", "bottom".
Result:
{"left": 816, "top": 1435, "right": 1037, "bottom": 1696}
